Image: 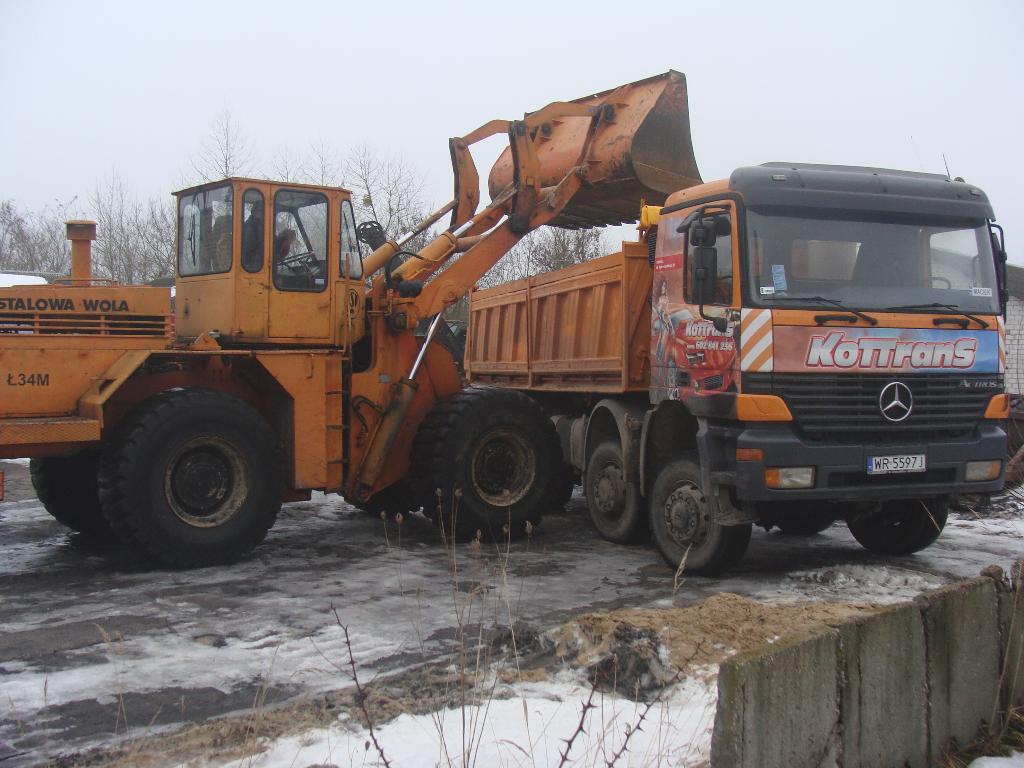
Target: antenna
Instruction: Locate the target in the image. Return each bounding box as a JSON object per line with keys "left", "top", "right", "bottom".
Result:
{"left": 942, "top": 154, "right": 952, "bottom": 180}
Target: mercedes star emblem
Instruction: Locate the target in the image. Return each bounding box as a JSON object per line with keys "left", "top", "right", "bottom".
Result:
{"left": 879, "top": 381, "right": 913, "bottom": 422}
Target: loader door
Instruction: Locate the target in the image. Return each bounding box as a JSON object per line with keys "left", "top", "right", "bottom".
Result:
{"left": 268, "top": 188, "right": 332, "bottom": 341}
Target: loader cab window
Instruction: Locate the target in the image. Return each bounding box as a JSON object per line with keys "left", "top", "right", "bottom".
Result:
{"left": 241, "top": 189, "right": 265, "bottom": 273}
{"left": 178, "top": 185, "right": 233, "bottom": 276}
{"left": 340, "top": 199, "right": 362, "bottom": 279}
{"left": 684, "top": 212, "right": 733, "bottom": 305}
{"left": 273, "top": 189, "right": 328, "bottom": 292}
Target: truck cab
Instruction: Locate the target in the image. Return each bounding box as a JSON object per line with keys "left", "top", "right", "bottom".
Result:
{"left": 174, "top": 178, "right": 366, "bottom": 347}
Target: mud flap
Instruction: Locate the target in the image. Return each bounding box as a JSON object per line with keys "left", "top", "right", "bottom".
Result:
{"left": 696, "top": 417, "right": 758, "bottom": 525}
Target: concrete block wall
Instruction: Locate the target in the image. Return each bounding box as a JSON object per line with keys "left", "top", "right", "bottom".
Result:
{"left": 711, "top": 566, "right": 1024, "bottom": 768}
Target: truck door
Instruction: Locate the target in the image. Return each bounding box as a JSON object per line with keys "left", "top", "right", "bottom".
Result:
{"left": 652, "top": 201, "right": 739, "bottom": 402}
{"left": 268, "top": 188, "right": 332, "bottom": 341}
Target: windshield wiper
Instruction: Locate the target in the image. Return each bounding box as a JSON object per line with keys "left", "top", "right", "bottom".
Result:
{"left": 769, "top": 296, "right": 878, "bottom": 326}
{"left": 882, "top": 303, "right": 989, "bottom": 329}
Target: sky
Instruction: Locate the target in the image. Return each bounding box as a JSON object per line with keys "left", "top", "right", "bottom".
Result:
{"left": 1, "top": 0, "right": 1021, "bottom": 260}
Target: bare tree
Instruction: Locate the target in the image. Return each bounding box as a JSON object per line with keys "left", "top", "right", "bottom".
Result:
{"left": 0, "top": 198, "right": 75, "bottom": 275}
{"left": 90, "top": 173, "right": 175, "bottom": 284}
{"left": 477, "top": 226, "right": 607, "bottom": 290}
{"left": 343, "top": 145, "right": 428, "bottom": 244}
{"left": 192, "top": 109, "right": 254, "bottom": 182}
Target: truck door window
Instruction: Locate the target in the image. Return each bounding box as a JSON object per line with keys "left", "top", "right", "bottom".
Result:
{"left": 178, "top": 185, "right": 233, "bottom": 276}
{"left": 929, "top": 228, "right": 983, "bottom": 291}
{"left": 340, "top": 200, "right": 362, "bottom": 280}
{"left": 241, "top": 189, "right": 264, "bottom": 273}
{"left": 273, "top": 189, "right": 328, "bottom": 292}
{"left": 684, "top": 212, "right": 733, "bottom": 305}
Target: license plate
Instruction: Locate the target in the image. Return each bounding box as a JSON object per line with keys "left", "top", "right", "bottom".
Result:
{"left": 867, "top": 454, "right": 926, "bottom": 475}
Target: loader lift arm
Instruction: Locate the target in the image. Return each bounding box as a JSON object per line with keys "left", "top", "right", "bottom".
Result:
{"left": 351, "top": 71, "right": 701, "bottom": 502}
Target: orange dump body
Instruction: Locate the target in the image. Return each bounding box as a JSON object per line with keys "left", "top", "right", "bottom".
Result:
{"left": 466, "top": 242, "right": 651, "bottom": 392}
{"left": 487, "top": 71, "right": 702, "bottom": 229}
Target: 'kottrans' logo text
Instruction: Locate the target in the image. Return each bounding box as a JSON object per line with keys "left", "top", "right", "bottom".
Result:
{"left": 806, "top": 332, "right": 976, "bottom": 369}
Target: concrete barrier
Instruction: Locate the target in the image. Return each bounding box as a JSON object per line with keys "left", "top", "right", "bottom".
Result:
{"left": 710, "top": 563, "right": 1024, "bottom": 768}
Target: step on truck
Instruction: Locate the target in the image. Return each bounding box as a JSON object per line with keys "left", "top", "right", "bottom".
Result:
{"left": 0, "top": 72, "right": 698, "bottom": 567}
{"left": 467, "top": 162, "right": 1010, "bottom": 573}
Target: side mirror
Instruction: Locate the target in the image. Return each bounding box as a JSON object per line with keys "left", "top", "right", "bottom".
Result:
{"left": 692, "top": 246, "right": 718, "bottom": 305}
{"left": 689, "top": 218, "right": 718, "bottom": 247}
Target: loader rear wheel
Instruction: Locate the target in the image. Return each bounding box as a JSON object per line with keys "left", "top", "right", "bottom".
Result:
{"left": 648, "top": 453, "right": 751, "bottom": 575}
{"left": 30, "top": 451, "right": 111, "bottom": 537}
{"left": 98, "top": 389, "right": 283, "bottom": 568}
{"left": 585, "top": 441, "right": 645, "bottom": 543}
{"left": 411, "top": 387, "right": 557, "bottom": 541}
{"left": 845, "top": 497, "right": 948, "bottom": 556}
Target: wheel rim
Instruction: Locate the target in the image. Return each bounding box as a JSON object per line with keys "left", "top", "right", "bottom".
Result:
{"left": 164, "top": 436, "right": 249, "bottom": 528}
{"left": 662, "top": 480, "right": 708, "bottom": 549}
{"left": 591, "top": 461, "right": 625, "bottom": 522}
{"left": 469, "top": 427, "right": 535, "bottom": 507}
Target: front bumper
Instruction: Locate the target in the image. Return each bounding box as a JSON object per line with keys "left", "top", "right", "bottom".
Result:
{"left": 734, "top": 422, "right": 1006, "bottom": 502}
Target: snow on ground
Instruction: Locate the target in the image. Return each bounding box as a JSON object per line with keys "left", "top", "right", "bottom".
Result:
{"left": 222, "top": 670, "right": 718, "bottom": 768}
{"left": 1, "top": 477, "right": 1022, "bottom": 762}
{"left": 970, "top": 754, "right": 1024, "bottom": 767}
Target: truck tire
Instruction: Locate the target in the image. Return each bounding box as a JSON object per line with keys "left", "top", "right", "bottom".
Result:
{"left": 845, "top": 498, "right": 948, "bottom": 556}
{"left": 412, "top": 387, "right": 557, "bottom": 541}
{"left": 98, "top": 389, "right": 283, "bottom": 568}
{"left": 585, "top": 441, "right": 645, "bottom": 543}
{"left": 755, "top": 501, "right": 834, "bottom": 535}
{"left": 648, "top": 453, "right": 751, "bottom": 575}
{"left": 30, "top": 451, "right": 111, "bottom": 537}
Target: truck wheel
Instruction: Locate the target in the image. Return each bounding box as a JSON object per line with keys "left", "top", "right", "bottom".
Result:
{"left": 412, "top": 387, "right": 557, "bottom": 540}
{"left": 648, "top": 453, "right": 751, "bottom": 575}
{"left": 98, "top": 389, "right": 283, "bottom": 568}
{"left": 585, "top": 441, "right": 644, "bottom": 543}
{"left": 755, "top": 502, "right": 834, "bottom": 535}
{"left": 845, "top": 498, "right": 948, "bottom": 555}
{"left": 30, "top": 451, "right": 111, "bottom": 537}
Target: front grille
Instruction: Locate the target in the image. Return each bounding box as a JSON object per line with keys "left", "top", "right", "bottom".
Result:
{"left": 743, "top": 372, "right": 999, "bottom": 440}
{"left": 0, "top": 312, "right": 171, "bottom": 337}
{"left": 828, "top": 468, "right": 956, "bottom": 488}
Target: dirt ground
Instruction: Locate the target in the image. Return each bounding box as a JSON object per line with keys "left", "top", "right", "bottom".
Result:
{"left": 1, "top": 457, "right": 1022, "bottom": 767}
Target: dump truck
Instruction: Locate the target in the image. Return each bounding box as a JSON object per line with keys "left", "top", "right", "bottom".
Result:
{"left": 467, "top": 163, "right": 1010, "bottom": 573}
{"left": 0, "top": 72, "right": 698, "bottom": 567}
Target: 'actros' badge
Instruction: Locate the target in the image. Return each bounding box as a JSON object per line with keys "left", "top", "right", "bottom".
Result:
{"left": 879, "top": 381, "right": 913, "bottom": 422}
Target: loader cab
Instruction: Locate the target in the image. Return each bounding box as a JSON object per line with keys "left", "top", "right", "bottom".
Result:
{"left": 174, "top": 178, "right": 366, "bottom": 347}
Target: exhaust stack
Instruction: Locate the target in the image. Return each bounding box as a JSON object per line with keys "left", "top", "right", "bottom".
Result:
{"left": 66, "top": 220, "right": 96, "bottom": 282}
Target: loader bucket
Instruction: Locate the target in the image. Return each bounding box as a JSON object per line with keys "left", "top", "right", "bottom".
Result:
{"left": 487, "top": 70, "right": 702, "bottom": 229}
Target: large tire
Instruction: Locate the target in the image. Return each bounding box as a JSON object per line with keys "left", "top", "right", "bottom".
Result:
{"left": 585, "top": 441, "right": 645, "bottom": 543}
{"left": 648, "top": 453, "right": 751, "bottom": 575}
{"left": 411, "top": 387, "right": 557, "bottom": 541}
{"left": 30, "top": 451, "right": 111, "bottom": 537}
{"left": 98, "top": 389, "right": 283, "bottom": 568}
{"left": 845, "top": 497, "right": 948, "bottom": 555}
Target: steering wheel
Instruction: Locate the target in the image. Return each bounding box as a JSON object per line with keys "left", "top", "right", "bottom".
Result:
{"left": 931, "top": 276, "right": 952, "bottom": 289}
{"left": 279, "top": 250, "right": 317, "bottom": 274}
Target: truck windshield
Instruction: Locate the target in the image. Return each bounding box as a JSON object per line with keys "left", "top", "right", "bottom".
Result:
{"left": 746, "top": 209, "right": 1000, "bottom": 315}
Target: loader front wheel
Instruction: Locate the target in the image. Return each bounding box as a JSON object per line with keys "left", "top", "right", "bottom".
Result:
{"left": 30, "top": 451, "right": 111, "bottom": 537}
{"left": 98, "top": 389, "right": 283, "bottom": 568}
{"left": 412, "top": 387, "right": 557, "bottom": 541}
